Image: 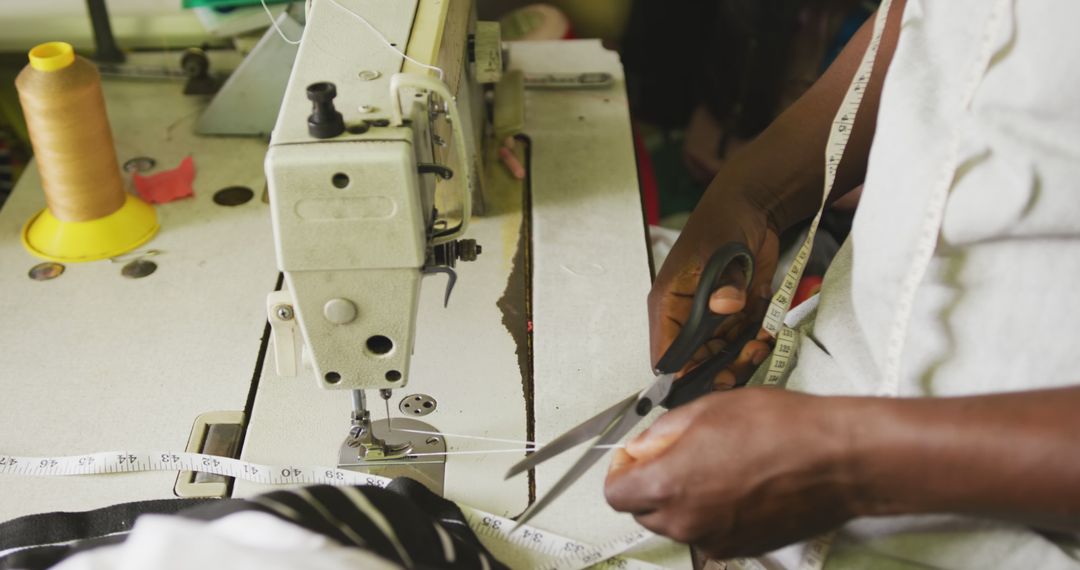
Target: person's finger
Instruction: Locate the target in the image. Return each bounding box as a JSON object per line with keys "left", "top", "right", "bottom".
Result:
{"left": 713, "top": 368, "right": 739, "bottom": 390}
{"left": 729, "top": 339, "right": 772, "bottom": 381}
{"left": 711, "top": 337, "right": 772, "bottom": 389}
{"left": 632, "top": 510, "right": 677, "bottom": 538}
{"left": 707, "top": 257, "right": 751, "bottom": 314}
{"left": 652, "top": 307, "right": 688, "bottom": 367}
{"left": 744, "top": 280, "right": 769, "bottom": 308}
{"left": 604, "top": 456, "right": 671, "bottom": 513}
{"left": 716, "top": 312, "right": 746, "bottom": 339}
{"left": 606, "top": 415, "right": 694, "bottom": 513}
{"left": 703, "top": 338, "right": 728, "bottom": 358}
{"left": 708, "top": 285, "right": 747, "bottom": 315}
{"left": 625, "top": 405, "right": 702, "bottom": 460}
{"left": 608, "top": 448, "right": 636, "bottom": 475}
{"left": 724, "top": 318, "right": 751, "bottom": 343}
{"left": 650, "top": 286, "right": 700, "bottom": 365}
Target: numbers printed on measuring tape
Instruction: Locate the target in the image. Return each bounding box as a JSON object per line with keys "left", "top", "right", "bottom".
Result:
{"left": 522, "top": 529, "right": 544, "bottom": 543}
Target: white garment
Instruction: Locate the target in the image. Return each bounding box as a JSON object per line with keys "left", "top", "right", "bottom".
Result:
{"left": 51, "top": 512, "right": 402, "bottom": 570}
{"left": 766, "top": 0, "right": 1080, "bottom": 568}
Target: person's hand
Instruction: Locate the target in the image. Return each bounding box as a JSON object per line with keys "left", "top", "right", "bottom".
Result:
{"left": 604, "top": 389, "right": 859, "bottom": 558}
{"left": 649, "top": 190, "right": 780, "bottom": 388}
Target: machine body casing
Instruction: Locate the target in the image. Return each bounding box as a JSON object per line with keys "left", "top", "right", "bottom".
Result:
{"left": 265, "top": 0, "right": 482, "bottom": 391}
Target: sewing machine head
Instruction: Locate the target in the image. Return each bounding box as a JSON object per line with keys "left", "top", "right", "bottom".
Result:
{"left": 263, "top": 0, "right": 500, "bottom": 460}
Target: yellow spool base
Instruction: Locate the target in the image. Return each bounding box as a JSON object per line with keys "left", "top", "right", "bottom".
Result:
{"left": 22, "top": 194, "right": 159, "bottom": 262}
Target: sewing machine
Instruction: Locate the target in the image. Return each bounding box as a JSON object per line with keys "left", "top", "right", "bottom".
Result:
{"left": 263, "top": 0, "right": 495, "bottom": 478}
{"left": 0, "top": 1, "right": 687, "bottom": 566}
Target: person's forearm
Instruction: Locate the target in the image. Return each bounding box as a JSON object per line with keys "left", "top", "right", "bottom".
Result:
{"left": 696, "top": 0, "right": 905, "bottom": 234}
{"left": 844, "top": 386, "right": 1080, "bottom": 532}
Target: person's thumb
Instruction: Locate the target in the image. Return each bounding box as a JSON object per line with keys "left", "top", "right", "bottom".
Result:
{"left": 709, "top": 285, "right": 747, "bottom": 315}
{"left": 624, "top": 405, "right": 702, "bottom": 461}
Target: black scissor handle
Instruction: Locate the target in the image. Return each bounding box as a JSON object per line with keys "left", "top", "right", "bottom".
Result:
{"left": 661, "top": 326, "right": 759, "bottom": 408}
{"left": 654, "top": 242, "right": 755, "bottom": 407}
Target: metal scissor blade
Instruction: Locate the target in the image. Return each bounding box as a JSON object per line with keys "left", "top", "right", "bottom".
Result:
{"left": 512, "top": 393, "right": 647, "bottom": 531}
{"left": 505, "top": 393, "right": 638, "bottom": 479}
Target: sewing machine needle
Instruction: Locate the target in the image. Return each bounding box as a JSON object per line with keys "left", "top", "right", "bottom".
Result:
{"left": 380, "top": 389, "right": 393, "bottom": 432}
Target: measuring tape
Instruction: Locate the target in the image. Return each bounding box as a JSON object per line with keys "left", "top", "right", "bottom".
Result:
{"left": 749, "top": 1, "right": 894, "bottom": 569}
{"left": 760, "top": 0, "right": 893, "bottom": 386}
{"left": 0, "top": 451, "right": 661, "bottom": 570}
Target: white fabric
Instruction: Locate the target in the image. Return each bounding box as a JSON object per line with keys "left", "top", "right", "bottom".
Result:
{"left": 51, "top": 512, "right": 402, "bottom": 570}
{"left": 762, "top": 0, "right": 1080, "bottom": 568}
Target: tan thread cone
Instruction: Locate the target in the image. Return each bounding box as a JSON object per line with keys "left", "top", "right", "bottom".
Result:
{"left": 15, "top": 54, "right": 126, "bottom": 222}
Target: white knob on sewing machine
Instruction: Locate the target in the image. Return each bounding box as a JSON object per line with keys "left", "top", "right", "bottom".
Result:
{"left": 323, "top": 298, "right": 358, "bottom": 325}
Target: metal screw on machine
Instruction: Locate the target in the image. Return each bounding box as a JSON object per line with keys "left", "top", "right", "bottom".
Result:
{"left": 274, "top": 304, "right": 294, "bottom": 321}
{"left": 306, "top": 82, "right": 345, "bottom": 139}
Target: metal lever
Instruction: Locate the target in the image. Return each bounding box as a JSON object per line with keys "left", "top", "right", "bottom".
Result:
{"left": 418, "top": 163, "right": 454, "bottom": 180}
{"left": 422, "top": 266, "right": 457, "bottom": 308}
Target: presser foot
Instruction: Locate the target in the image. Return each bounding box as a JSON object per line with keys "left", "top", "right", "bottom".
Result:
{"left": 344, "top": 415, "right": 412, "bottom": 460}
{"left": 338, "top": 418, "right": 447, "bottom": 495}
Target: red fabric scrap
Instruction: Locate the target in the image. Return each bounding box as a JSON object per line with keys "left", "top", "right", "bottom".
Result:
{"left": 133, "top": 155, "right": 195, "bottom": 204}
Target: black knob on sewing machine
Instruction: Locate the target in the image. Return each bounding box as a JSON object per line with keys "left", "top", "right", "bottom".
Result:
{"left": 306, "top": 82, "right": 345, "bottom": 139}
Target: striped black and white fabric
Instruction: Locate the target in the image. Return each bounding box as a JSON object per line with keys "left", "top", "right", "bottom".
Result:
{"left": 0, "top": 478, "right": 507, "bottom": 570}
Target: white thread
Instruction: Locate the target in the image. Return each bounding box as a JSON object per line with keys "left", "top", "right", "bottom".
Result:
{"left": 406, "top": 445, "right": 625, "bottom": 458}
{"left": 409, "top": 449, "right": 535, "bottom": 457}
{"left": 396, "top": 429, "right": 627, "bottom": 451}
{"left": 326, "top": 0, "right": 445, "bottom": 80}
{"left": 260, "top": 0, "right": 302, "bottom": 45}
{"left": 397, "top": 428, "right": 539, "bottom": 447}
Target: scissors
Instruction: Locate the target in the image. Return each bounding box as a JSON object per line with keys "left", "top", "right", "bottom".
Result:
{"left": 505, "top": 242, "right": 757, "bottom": 529}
